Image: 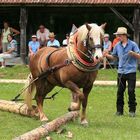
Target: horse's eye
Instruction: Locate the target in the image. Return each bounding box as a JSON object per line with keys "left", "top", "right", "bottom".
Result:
{"left": 89, "top": 37, "right": 93, "bottom": 40}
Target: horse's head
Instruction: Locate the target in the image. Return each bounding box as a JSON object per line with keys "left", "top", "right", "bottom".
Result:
{"left": 78, "top": 23, "right": 106, "bottom": 62}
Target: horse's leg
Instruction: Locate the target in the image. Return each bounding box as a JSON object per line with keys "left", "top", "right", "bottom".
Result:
{"left": 35, "top": 80, "right": 54, "bottom": 121}
{"left": 64, "top": 81, "right": 84, "bottom": 111}
{"left": 69, "top": 91, "right": 79, "bottom": 111}
{"left": 81, "top": 84, "right": 93, "bottom": 125}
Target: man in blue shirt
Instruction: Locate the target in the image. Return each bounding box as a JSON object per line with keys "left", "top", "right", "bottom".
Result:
{"left": 47, "top": 32, "right": 60, "bottom": 48}
{"left": 104, "top": 27, "right": 140, "bottom": 117}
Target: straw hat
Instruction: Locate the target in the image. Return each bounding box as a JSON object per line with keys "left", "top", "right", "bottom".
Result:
{"left": 49, "top": 32, "right": 55, "bottom": 38}
{"left": 113, "top": 27, "right": 129, "bottom": 36}
{"left": 104, "top": 33, "right": 109, "bottom": 38}
{"left": 32, "top": 35, "right": 37, "bottom": 38}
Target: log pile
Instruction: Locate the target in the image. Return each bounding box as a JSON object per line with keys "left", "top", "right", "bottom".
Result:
{"left": 13, "top": 111, "right": 79, "bottom": 140}
{"left": 0, "top": 100, "right": 38, "bottom": 117}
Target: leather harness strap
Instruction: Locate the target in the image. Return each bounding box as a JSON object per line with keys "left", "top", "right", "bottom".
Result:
{"left": 67, "top": 33, "right": 101, "bottom": 72}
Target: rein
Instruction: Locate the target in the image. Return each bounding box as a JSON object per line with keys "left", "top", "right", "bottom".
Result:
{"left": 12, "top": 52, "right": 72, "bottom": 102}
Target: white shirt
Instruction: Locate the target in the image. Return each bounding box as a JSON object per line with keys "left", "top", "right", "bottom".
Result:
{"left": 36, "top": 28, "right": 50, "bottom": 42}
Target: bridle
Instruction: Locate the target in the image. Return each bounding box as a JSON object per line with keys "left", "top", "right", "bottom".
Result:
{"left": 77, "top": 31, "right": 102, "bottom": 62}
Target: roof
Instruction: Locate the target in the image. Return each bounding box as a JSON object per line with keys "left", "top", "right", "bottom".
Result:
{"left": 0, "top": 0, "right": 139, "bottom": 5}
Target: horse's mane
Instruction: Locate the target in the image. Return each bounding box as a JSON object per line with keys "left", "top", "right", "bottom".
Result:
{"left": 77, "top": 23, "right": 104, "bottom": 42}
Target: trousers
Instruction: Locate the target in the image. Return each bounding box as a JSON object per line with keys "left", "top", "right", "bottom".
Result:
{"left": 117, "top": 72, "right": 137, "bottom": 113}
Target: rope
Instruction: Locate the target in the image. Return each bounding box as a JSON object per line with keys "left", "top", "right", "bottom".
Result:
{"left": 13, "top": 87, "right": 64, "bottom": 102}
{"left": 11, "top": 59, "right": 71, "bottom": 102}
{"left": 11, "top": 77, "right": 39, "bottom": 101}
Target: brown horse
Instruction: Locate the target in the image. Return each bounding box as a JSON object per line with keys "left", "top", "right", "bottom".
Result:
{"left": 23, "top": 23, "right": 105, "bottom": 125}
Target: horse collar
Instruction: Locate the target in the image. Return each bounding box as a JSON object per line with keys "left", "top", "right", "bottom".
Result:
{"left": 67, "top": 43, "right": 101, "bottom": 72}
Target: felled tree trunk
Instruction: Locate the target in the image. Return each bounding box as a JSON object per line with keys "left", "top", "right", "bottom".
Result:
{"left": 0, "top": 100, "right": 38, "bottom": 117}
{"left": 13, "top": 111, "right": 79, "bottom": 140}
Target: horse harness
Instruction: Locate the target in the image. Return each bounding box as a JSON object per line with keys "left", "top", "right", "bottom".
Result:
{"left": 38, "top": 49, "right": 72, "bottom": 80}
{"left": 66, "top": 32, "right": 101, "bottom": 72}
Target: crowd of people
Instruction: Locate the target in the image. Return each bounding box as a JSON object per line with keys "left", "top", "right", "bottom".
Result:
{"left": 28, "top": 24, "right": 70, "bottom": 56}
{"left": 0, "top": 22, "right": 70, "bottom": 67}
{"left": 0, "top": 21, "right": 20, "bottom": 68}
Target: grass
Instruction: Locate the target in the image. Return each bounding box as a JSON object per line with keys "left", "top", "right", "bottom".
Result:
{"left": 0, "top": 83, "right": 140, "bottom": 140}
{"left": 0, "top": 65, "right": 29, "bottom": 79}
{"left": 1, "top": 65, "right": 140, "bottom": 81}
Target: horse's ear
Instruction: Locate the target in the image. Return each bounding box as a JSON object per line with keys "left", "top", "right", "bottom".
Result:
{"left": 100, "top": 22, "right": 107, "bottom": 29}
{"left": 71, "top": 24, "right": 78, "bottom": 34}
{"left": 85, "top": 23, "right": 92, "bottom": 31}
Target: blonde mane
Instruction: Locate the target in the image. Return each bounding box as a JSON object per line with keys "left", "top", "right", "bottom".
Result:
{"left": 77, "top": 23, "right": 104, "bottom": 42}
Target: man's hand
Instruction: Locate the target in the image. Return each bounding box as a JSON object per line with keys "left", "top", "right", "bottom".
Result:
{"left": 128, "top": 51, "right": 140, "bottom": 59}
{"left": 128, "top": 51, "right": 135, "bottom": 56}
{"left": 103, "top": 50, "right": 108, "bottom": 57}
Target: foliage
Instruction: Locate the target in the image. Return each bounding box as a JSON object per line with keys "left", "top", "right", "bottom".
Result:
{"left": 0, "top": 83, "right": 140, "bottom": 140}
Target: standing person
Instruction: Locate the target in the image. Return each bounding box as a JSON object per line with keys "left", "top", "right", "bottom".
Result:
{"left": 104, "top": 27, "right": 140, "bottom": 117}
{"left": 1, "top": 21, "right": 20, "bottom": 53}
{"left": 0, "top": 34, "right": 17, "bottom": 68}
{"left": 112, "top": 35, "right": 121, "bottom": 48}
{"left": 28, "top": 35, "right": 40, "bottom": 56}
{"left": 62, "top": 33, "right": 70, "bottom": 46}
{"left": 0, "top": 34, "right": 2, "bottom": 53}
{"left": 102, "top": 33, "right": 112, "bottom": 69}
{"left": 47, "top": 32, "right": 60, "bottom": 48}
{"left": 112, "top": 35, "right": 121, "bottom": 68}
{"left": 36, "top": 24, "right": 50, "bottom": 47}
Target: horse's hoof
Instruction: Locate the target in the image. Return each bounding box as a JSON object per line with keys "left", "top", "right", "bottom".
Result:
{"left": 69, "top": 102, "right": 80, "bottom": 111}
{"left": 81, "top": 119, "right": 88, "bottom": 127}
{"left": 40, "top": 116, "right": 49, "bottom": 122}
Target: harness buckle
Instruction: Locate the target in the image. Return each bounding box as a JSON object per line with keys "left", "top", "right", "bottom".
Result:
{"left": 65, "top": 59, "right": 71, "bottom": 65}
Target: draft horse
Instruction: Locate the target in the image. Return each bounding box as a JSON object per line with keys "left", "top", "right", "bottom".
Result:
{"left": 24, "top": 23, "right": 105, "bottom": 125}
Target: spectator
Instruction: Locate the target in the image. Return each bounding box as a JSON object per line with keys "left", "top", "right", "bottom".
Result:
{"left": 36, "top": 24, "right": 50, "bottom": 47}
{"left": 0, "top": 34, "right": 17, "bottom": 68}
{"left": 47, "top": 32, "right": 60, "bottom": 48}
{"left": 62, "top": 33, "right": 69, "bottom": 46}
{"left": 112, "top": 35, "right": 121, "bottom": 48}
{"left": 0, "top": 34, "right": 2, "bottom": 53}
{"left": 102, "top": 33, "right": 112, "bottom": 69}
{"left": 28, "top": 35, "right": 40, "bottom": 56}
{"left": 104, "top": 27, "right": 140, "bottom": 117}
{"left": 1, "top": 21, "right": 20, "bottom": 53}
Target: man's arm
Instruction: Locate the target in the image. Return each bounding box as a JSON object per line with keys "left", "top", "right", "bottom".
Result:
{"left": 103, "top": 51, "right": 117, "bottom": 60}
{"left": 4, "top": 47, "right": 15, "bottom": 54}
{"left": 10, "top": 27, "right": 20, "bottom": 35}
{"left": 128, "top": 51, "right": 140, "bottom": 59}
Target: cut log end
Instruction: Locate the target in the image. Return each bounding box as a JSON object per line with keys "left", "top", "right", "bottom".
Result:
{"left": 0, "top": 100, "right": 39, "bottom": 118}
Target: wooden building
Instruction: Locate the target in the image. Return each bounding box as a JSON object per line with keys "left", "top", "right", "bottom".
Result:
{"left": 0, "top": 0, "right": 139, "bottom": 63}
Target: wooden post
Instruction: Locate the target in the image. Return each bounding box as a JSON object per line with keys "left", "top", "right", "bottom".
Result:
{"left": 0, "top": 100, "right": 39, "bottom": 117}
{"left": 133, "top": 8, "right": 140, "bottom": 46}
{"left": 20, "top": 7, "right": 28, "bottom": 64}
{"left": 110, "top": 7, "right": 134, "bottom": 31}
{"left": 132, "top": 8, "right": 140, "bottom": 69}
{"left": 50, "top": 15, "right": 54, "bottom": 31}
{"left": 13, "top": 111, "right": 79, "bottom": 140}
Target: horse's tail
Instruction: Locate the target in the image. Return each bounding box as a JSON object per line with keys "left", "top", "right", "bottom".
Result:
{"left": 22, "top": 73, "right": 36, "bottom": 110}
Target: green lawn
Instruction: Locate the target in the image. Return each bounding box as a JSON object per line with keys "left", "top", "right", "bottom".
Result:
{"left": 0, "top": 83, "right": 140, "bottom": 140}
{"left": 1, "top": 65, "right": 140, "bottom": 81}
{"left": 0, "top": 65, "right": 29, "bottom": 79}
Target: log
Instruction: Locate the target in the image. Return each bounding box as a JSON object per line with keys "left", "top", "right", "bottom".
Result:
{"left": 13, "top": 111, "right": 79, "bottom": 140}
{"left": 0, "top": 100, "right": 39, "bottom": 117}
